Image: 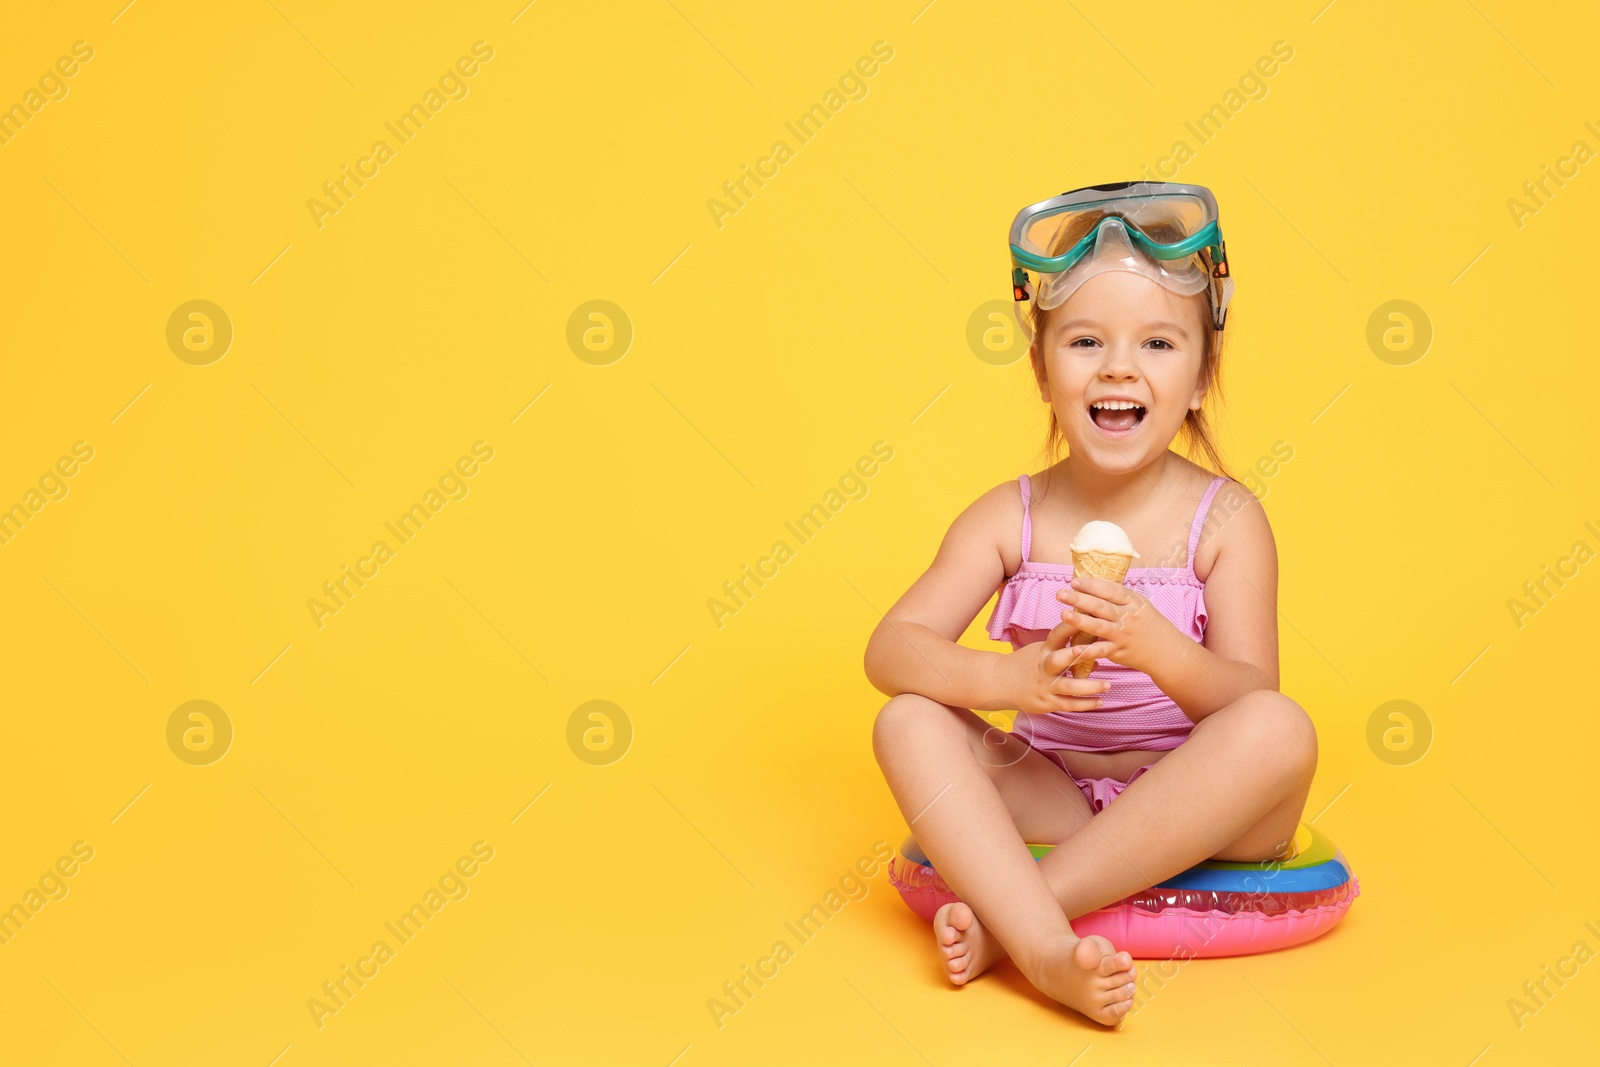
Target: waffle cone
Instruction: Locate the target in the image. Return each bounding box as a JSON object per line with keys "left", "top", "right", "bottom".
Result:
{"left": 1068, "top": 548, "right": 1134, "bottom": 678}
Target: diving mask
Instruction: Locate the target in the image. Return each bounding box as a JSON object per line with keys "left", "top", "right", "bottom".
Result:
{"left": 1009, "top": 181, "right": 1233, "bottom": 339}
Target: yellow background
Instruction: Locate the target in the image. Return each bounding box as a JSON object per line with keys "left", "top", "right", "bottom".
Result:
{"left": 2, "top": 1, "right": 1597, "bottom": 1063}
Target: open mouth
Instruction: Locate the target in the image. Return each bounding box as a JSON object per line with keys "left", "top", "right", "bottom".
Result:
{"left": 1089, "top": 399, "right": 1147, "bottom": 436}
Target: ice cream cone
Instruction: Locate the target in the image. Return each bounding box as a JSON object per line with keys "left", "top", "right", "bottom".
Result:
{"left": 1068, "top": 547, "right": 1134, "bottom": 678}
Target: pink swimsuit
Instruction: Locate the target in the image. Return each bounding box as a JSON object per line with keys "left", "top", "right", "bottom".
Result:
{"left": 985, "top": 473, "right": 1229, "bottom": 811}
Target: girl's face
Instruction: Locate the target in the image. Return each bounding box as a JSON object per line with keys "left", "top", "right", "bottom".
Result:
{"left": 1031, "top": 270, "right": 1208, "bottom": 475}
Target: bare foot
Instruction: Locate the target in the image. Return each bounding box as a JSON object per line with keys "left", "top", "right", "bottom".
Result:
{"left": 932, "top": 901, "right": 1007, "bottom": 985}
{"left": 1026, "top": 933, "right": 1138, "bottom": 1026}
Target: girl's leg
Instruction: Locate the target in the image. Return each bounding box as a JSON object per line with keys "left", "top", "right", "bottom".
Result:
{"left": 1033, "top": 689, "right": 1318, "bottom": 922}
{"left": 872, "top": 692, "right": 1138, "bottom": 1025}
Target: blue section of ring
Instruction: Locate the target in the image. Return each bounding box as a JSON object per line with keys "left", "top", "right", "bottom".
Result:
{"left": 898, "top": 838, "right": 1355, "bottom": 894}
{"left": 1157, "top": 857, "right": 1350, "bottom": 893}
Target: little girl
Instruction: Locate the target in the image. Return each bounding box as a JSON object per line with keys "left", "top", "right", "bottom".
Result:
{"left": 865, "top": 182, "right": 1318, "bottom": 1027}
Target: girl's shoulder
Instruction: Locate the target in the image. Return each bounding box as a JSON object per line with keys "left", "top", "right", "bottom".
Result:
{"left": 939, "top": 474, "right": 1035, "bottom": 578}
{"left": 1191, "top": 471, "right": 1274, "bottom": 584}
{"left": 934, "top": 476, "right": 1030, "bottom": 559}
{"left": 980, "top": 474, "right": 1030, "bottom": 573}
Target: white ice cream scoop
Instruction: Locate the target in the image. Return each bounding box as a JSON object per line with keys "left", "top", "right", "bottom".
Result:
{"left": 1069, "top": 520, "right": 1139, "bottom": 557}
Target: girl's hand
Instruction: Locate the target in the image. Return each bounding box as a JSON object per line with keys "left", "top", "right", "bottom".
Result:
{"left": 1057, "top": 576, "right": 1182, "bottom": 676}
{"left": 996, "top": 616, "right": 1113, "bottom": 715}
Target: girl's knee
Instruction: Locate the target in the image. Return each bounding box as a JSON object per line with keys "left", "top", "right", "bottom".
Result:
{"left": 872, "top": 693, "right": 963, "bottom": 759}
{"left": 1201, "top": 690, "right": 1318, "bottom": 773}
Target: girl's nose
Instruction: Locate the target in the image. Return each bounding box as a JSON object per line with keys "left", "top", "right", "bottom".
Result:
{"left": 1099, "top": 345, "right": 1140, "bottom": 377}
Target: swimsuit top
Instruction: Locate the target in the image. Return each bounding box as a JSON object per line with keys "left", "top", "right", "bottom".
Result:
{"left": 985, "top": 472, "right": 1229, "bottom": 754}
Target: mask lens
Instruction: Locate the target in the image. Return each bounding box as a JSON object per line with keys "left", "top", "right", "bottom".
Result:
{"left": 1119, "top": 194, "right": 1210, "bottom": 254}
{"left": 1010, "top": 184, "right": 1225, "bottom": 340}
{"left": 1021, "top": 193, "right": 1211, "bottom": 264}
{"left": 1033, "top": 218, "right": 1210, "bottom": 312}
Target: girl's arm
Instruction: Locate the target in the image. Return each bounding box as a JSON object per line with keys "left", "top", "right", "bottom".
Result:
{"left": 1148, "top": 483, "right": 1281, "bottom": 723}
{"left": 863, "top": 482, "right": 1014, "bottom": 710}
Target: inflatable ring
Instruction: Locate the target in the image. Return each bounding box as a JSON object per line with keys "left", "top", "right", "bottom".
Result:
{"left": 888, "top": 821, "right": 1359, "bottom": 958}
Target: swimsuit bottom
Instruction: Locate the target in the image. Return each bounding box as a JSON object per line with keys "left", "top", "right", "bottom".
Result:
{"left": 1021, "top": 738, "right": 1159, "bottom": 814}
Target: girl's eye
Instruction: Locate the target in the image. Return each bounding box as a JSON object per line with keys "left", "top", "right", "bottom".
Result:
{"left": 1067, "top": 337, "right": 1174, "bottom": 350}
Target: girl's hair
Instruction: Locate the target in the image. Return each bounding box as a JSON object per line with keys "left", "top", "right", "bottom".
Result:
{"left": 1027, "top": 207, "right": 1234, "bottom": 481}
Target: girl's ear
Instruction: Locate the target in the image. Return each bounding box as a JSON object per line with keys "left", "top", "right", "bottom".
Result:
{"left": 1189, "top": 342, "right": 1210, "bottom": 410}
{"left": 1031, "top": 344, "right": 1051, "bottom": 401}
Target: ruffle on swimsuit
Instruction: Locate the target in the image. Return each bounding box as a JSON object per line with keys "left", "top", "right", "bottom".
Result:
{"left": 986, "top": 561, "right": 1210, "bottom": 648}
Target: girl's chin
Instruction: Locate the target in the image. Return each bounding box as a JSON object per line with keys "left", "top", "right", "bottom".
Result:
{"left": 1064, "top": 429, "right": 1162, "bottom": 470}
{"left": 1070, "top": 448, "right": 1146, "bottom": 471}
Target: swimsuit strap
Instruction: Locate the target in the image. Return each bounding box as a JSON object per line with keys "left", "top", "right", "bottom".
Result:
{"left": 1186, "top": 475, "right": 1228, "bottom": 572}
{"left": 1018, "top": 474, "right": 1032, "bottom": 564}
